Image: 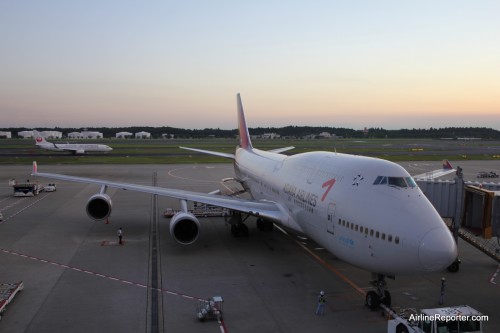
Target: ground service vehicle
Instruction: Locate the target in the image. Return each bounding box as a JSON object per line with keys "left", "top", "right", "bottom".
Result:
{"left": 387, "top": 305, "right": 484, "bottom": 333}
{"left": 477, "top": 171, "right": 499, "bottom": 178}
{"left": 44, "top": 184, "right": 57, "bottom": 192}
{"left": 196, "top": 296, "right": 223, "bottom": 321}
{"left": 13, "top": 183, "right": 40, "bottom": 197}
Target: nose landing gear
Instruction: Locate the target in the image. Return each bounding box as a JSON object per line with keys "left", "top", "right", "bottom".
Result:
{"left": 365, "top": 274, "right": 392, "bottom": 310}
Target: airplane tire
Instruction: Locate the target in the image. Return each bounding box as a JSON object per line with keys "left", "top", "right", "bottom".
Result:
{"left": 365, "top": 291, "right": 380, "bottom": 310}
{"left": 382, "top": 290, "right": 391, "bottom": 307}
{"left": 447, "top": 261, "right": 460, "bottom": 273}
{"left": 256, "top": 218, "right": 274, "bottom": 232}
{"left": 396, "top": 324, "right": 409, "bottom": 333}
{"left": 231, "top": 224, "right": 249, "bottom": 237}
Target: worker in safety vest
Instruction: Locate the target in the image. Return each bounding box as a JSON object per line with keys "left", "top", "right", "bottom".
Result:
{"left": 316, "top": 291, "right": 326, "bottom": 315}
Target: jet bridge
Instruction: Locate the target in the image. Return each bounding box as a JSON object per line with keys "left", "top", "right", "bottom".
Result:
{"left": 416, "top": 171, "right": 500, "bottom": 263}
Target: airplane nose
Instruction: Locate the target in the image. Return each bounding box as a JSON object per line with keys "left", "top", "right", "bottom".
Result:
{"left": 419, "top": 227, "right": 457, "bottom": 271}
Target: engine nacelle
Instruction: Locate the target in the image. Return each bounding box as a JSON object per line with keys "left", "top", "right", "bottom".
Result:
{"left": 86, "top": 193, "right": 112, "bottom": 220}
{"left": 169, "top": 211, "right": 200, "bottom": 245}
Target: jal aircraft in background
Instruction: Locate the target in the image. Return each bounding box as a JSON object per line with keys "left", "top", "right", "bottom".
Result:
{"left": 31, "top": 94, "right": 457, "bottom": 309}
{"left": 33, "top": 130, "right": 112, "bottom": 155}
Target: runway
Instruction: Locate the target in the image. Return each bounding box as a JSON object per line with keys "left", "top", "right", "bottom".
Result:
{"left": 0, "top": 162, "right": 498, "bottom": 332}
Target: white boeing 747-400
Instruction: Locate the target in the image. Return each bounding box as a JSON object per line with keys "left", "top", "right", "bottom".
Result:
{"left": 33, "top": 130, "right": 112, "bottom": 155}
{"left": 31, "top": 94, "right": 457, "bottom": 309}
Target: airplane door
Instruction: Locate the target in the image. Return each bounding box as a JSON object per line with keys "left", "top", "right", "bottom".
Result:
{"left": 327, "top": 202, "right": 335, "bottom": 235}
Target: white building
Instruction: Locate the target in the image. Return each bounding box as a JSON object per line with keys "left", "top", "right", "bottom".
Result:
{"left": 18, "top": 131, "right": 34, "bottom": 138}
{"left": 0, "top": 131, "right": 12, "bottom": 138}
{"left": 116, "top": 132, "right": 133, "bottom": 139}
{"left": 135, "top": 131, "right": 151, "bottom": 139}
{"left": 41, "top": 131, "right": 62, "bottom": 139}
{"left": 67, "top": 132, "right": 83, "bottom": 139}
{"left": 68, "top": 131, "right": 104, "bottom": 139}
{"left": 81, "top": 131, "right": 103, "bottom": 139}
{"left": 261, "top": 133, "right": 280, "bottom": 139}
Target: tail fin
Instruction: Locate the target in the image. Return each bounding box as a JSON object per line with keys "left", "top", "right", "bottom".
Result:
{"left": 442, "top": 159, "right": 453, "bottom": 170}
{"left": 237, "top": 93, "right": 253, "bottom": 150}
{"left": 33, "top": 130, "right": 47, "bottom": 146}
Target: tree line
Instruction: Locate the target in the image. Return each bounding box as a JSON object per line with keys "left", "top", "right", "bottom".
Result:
{"left": 2, "top": 126, "right": 500, "bottom": 139}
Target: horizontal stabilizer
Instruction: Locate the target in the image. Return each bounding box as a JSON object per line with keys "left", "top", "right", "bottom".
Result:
{"left": 268, "top": 146, "right": 295, "bottom": 154}
{"left": 180, "top": 147, "right": 235, "bottom": 159}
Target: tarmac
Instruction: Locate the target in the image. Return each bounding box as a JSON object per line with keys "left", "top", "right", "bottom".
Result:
{"left": 0, "top": 161, "right": 498, "bottom": 332}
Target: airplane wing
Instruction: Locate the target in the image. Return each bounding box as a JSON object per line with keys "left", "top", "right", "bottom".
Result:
{"left": 413, "top": 160, "right": 456, "bottom": 180}
{"left": 31, "top": 162, "right": 284, "bottom": 222}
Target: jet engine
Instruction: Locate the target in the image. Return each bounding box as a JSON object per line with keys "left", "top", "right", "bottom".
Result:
{"left": 86, "top": 193, "right": 112, "bottom": 220}
{"left": 169, "top": 211, "right": 200, "bottom": 245}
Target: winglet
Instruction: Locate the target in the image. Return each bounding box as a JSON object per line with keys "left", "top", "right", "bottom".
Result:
{"left": 32, "top": 161, "right": 38, "bottom": 175}
{"left": 237, "top": 93, "right": 253, "bottom": 150}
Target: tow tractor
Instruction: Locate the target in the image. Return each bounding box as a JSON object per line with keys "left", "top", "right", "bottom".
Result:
{"left": 196, "top": 296, "right": 223, "bottom": 322}
{"left": 386, "top": 304, "right": 485, "bottom": 333}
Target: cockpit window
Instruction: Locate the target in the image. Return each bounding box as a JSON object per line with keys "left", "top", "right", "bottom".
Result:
{"left": 373, "top": 176, "right": 387, "bottom": 185}
{"left": 405, "top": 177, "right": 417, "bottom": 188}
{"left": 388, "top": 177, "right": 407, "bottom": 187}
{"left": 373, "top": 176, "right": 417, "bottom": 188}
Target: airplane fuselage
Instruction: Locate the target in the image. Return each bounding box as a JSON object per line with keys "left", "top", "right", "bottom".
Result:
{"left": 234, "top": 147, "right": 457, "bottom": 276}
{"left": 37, "top": 142, "right": 112, "bottom": 154}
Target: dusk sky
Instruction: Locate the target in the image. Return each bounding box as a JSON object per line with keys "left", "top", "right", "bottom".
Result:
{"left": 1, "top": 1, "right": 499, "bottom": 130}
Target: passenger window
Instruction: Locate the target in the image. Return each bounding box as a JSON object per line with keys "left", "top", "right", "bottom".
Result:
{"left": 376, "top": 231, "right": 379, "bottom": 238}
{"left": 360, "top": 226, "right": 364, "bottom": 233}
{"left": 382, "top": 233, "right": 386, "bottom": 240}
{"left": 365, "top": 228, "right": 368, "bottom": 235}
{"left": 355, "top": 225, "right": 358, "bottom": 231}
{"left": 388, "top": 235, "right": 392, "bottom": 242}
{"left": 395, "top": 237, "right": 400, "bottom": 244}
{"left": 370, "top": 229, "right": 374, "bottom": 236}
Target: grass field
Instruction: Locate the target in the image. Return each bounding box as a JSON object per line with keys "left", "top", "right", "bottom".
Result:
{"left": 1, "top": 137, "right": 499, "bottom": 164}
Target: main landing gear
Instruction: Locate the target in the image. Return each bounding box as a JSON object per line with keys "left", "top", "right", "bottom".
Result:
{"left": 365, "top": 274, "right": 392, "bottom": 310}
{"left": 227, "top": 212, "right": 249, "bottom": 237}
{"left": 227, "top": 213, "right": 274, "bottom": 237}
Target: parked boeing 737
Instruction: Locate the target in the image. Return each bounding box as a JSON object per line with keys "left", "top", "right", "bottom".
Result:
{"left": 33, "top": 130, "right": 112, "bottom": 155}
{"left": 31, "top": 94, "right": 457, "bottom": 309}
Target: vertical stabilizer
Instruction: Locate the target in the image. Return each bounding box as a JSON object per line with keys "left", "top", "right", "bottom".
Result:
{"left": 33, "top": 130, "right": 56, "bottom": 149}
{"left": 237, "top": 93, "right": 253, "bottom": 150}
{"left": 33, "top": 130, "right": 47, "bottom": 146}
